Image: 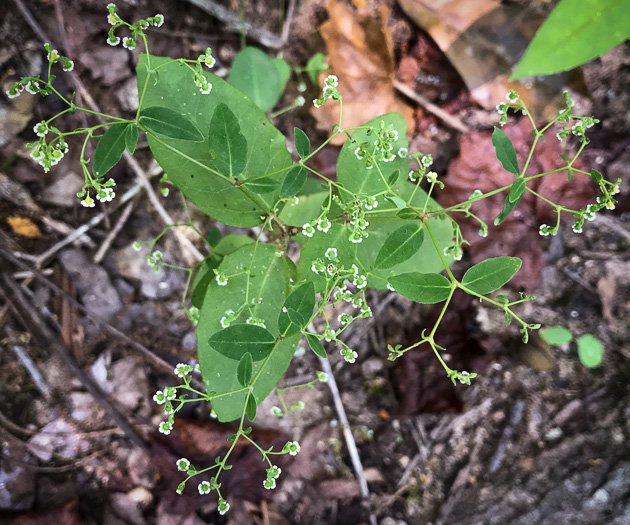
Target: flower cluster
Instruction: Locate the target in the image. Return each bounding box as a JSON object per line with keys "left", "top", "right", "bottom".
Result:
{"left": 448, "top": 370, "right": 478, "bottom": 386}
{"left": 353, "top": 120, "right": 400, "bottom": 169}
{"left": 496, "top": 89, "right": 526, "bottom": 126}
{"left": 76, "top": 178, "right": 116, "bottom": 207}
{"left": 313, "top": 75, "right": 339, "bottom": 108}
{"left": 106, "top": 4, "right": 164, "bottom": 49}
{"left": 220, "top": 309, "right": 236, "bottom": 328}
{"left": 263, "top": 465, "right": 282, "bottom": 490}
{"left": 146, "top": 249, "right": 163, "bottom": 272}
{"left": 408, "top": 153, "right": 440, "bottom": 187}
{"left": 28, "top": 136, "right": 69, "bottom": 173}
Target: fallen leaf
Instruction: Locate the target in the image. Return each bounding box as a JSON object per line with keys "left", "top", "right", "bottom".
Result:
{"left": 439, "top": 118, "right": 594, "bottom": 291}
{"left": 313, "top": 0, "right": 414, "bottom": 145}
{"left": 397, "top": 0, "right": 585, "bottom": 119}
{"left": 6, "top": 216, "right": 41, "bottom": 238}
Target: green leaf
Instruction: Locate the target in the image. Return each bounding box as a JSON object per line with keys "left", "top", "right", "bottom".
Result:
{"left": 208, "top": 324, "right": 276, "bottom": 361}
{"left": 209, "top": 103, "right": 248, "bottom": 179}
{"left": 336, "top": 113, "right": 454, "bottom": 290}
{"left": 230, "top": 47, "right": 282, "bottom": 111}
{"left": 384, "top": 195, "right": 407, "bottom": 208}
{"left": 305, "top": 53, "right": 329, "bottom": 84}
{"left": 294, "top": 127, "right": 310, "bottom": 159}
{"left": 214, "top": 234, "right": 255, "bottom": 256}
{"left": 495, "top": 178, "right": 527, "bottom": 225}
{"left": 305, "top": 333, "right": 327, "bottom": 358}
{"left": 125, "top": 124, "right": 139, "bottom": 154}
{"left": 93, "top": 123, "right": 130, "bottom": 177}
{"left": 541, "top": 326, "right": 573, "bottom": 345}
{"left": 197, "top": 243, "right": 299, "bottom": 422}
{"left": 245, "top": 392, "right": 258, "bottom": 421}
{"left": 511, "top": 0, "right": 630, "bottom": 79}
{"left": 388, "top": 272, "right": 452, "bottom": 304}
{"left": 237, "top": 352, "right": 254, "bottom": 386}
{"left": 140, "top": 106, "right": 204, "bottom": 142}
{"left": 387, "top": 169, "right": 400, "bottom": 185}
{"left": 590, "top": 169, "right": 603, "bottom": 183}
{"left": 191, "top": 256, "right": 221, "bottom": 309}
{"left": 461, "top": 257, "right": 522, "bottom": 295}
{"left": 559, "top": 154, "right": 570, "bottom": 162}
{"left": 492, "top": 127, "right": 519, "bottom": 176}
{"left": 138, "top": 54, "right": 291, "bottom": 227}
{"left": 577, "top": 334, "right": 603, "bottom": 368}
{"left": 207, "top": 226, "right": 222, "bottom": 247}
{"left": 279, "top": 165, "right": 308, "bottom": 198}
{"left": 507, "top": 177, "right": 527, "bottom": 204}
{"left": 271, "top": 57, "right": 291, "bottom": 92}
{"left": 278, "top": 281, "right": 315, "bottom": 335}
{"left": 241, "top": 176, "right": 280, "bottom": 194}
{"left": 374, "top": 223, "right": 425, "bottom": 270}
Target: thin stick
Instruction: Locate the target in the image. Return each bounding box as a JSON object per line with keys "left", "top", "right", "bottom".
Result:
{"left": 280, "top": 0, "right": 297, "bottom": 45}
{"left": 4, "top": 324, "right": 52, "bottom": 398}
{"left": 0, "top": 274, "right": 147, "bottom": 450}
{"left": 394, "top": 79, "right": 471, "bottom": 134}
{"left": 93, "top": 201, "right": 134, "bottom": 264}
{"left": 184, "top": 0, "right": 283, "bottom": 49}
{"left": 317, "top": 349, "right": 378, "bottom": 525}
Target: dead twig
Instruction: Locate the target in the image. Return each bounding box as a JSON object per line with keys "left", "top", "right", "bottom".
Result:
{"left": 93, "top": 201, "right": 134, "bottom": 264}
{"left": 317, "top": 348, "right": 378, "bottom": 525}
{"left": 0, "top": 249, "right": 204, "bottom": 391}
{"left": 394, "top": 79, "right": 471, "bottom": 134}
{"left": 0, "top": 273, "right": 147, "bottom": 450}
{"left": 184, "top": 0, "right": 284, "bottom": 49}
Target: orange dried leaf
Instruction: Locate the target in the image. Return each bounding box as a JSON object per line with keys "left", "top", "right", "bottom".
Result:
{"left": 6, "top": 216, "right": 41, "bottom": 238}
{"left": 313, "top": 0, "right": 414, "bottom": 145}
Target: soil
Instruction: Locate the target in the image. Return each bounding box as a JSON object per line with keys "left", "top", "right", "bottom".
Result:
{"left": 1, "top": 1, "right": 629, "bottom": 525}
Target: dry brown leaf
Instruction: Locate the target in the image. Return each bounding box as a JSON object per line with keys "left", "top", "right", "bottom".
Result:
{"left": 439, "top": 119, "right": 594, "bottom": 291}
{"left": 312, "top": 0, "right": 414, "bottom": 145}
{"left": 6, "top": 216, "right": 41, "bottom": 238}
{"left": 397, "top": 0, "right": 582, "bottom": 119}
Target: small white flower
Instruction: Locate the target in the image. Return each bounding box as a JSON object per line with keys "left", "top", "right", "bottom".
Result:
{"left": 426, "top": 171, "right": 438, "bottom": 183}
{"left": 158, "top": 420, "right": 172, "bottom": 435}
{"left": 353, "top": 274, "right": 367, "bottom": 289}
{"left": 317, "top": 217, "right": 331, "bottom": 233}
{"left": 33, "top": 122, "right": 48, "bottom": 137}
{"left": 6, "top": 85, "right": 22, "bottom": 98}
{"left": 610, "top": 184, "right": 620, "bottom": 196}
{"left": 408, "top": 170, "right": 418, "bottom": 182}
{"left": 605, "top": 200, "right": 615, "bottom": 210}
{"left": 263, "top": 478, "right": 276, "bottom": 490}
{"left": 421, "top": 154, "right": 433, "bottom": 167}
{"left": 122, "top": 37, "right": 136, "bottom": 50}
{"left": 81, "top": 196, "right": 95, "bottom": 208}
{"left": 107, "top": 35, "right": 121, "bottom": 46}
{"left": 344, "top": 350, "right": 358, "bottom": 364}
{"left": 539, "top": 224, "right": 551, "bottom": 237}
{"left": 268, "top": 466, "right": 282, "bottom": 479}
{"left": 271, "top": 406, "right": 283, "bottom": 416}
{"left": 316, "top": 371, "right": 328, "bottom": 382}
{"left": 62, "top": 60, "right": 74, "bottom": 72}
{"left": 199, "top": 81, "right": 213, "bottom": 95}
{"left": 25, "top": 80, "right": 40, "bottom": 95}
{"left": 153, "top": 14, "right": 165, "bottom": 27}
{"left": 198, "top": 481, "right": 211, "bottom": 495}
{"left": 354, "top": 147, "right": 365, "bottom": 160}
{"left": 47, "top": 49, "right": 59, "bottom": 62}
{"left": 153, "top": 390, "right": 166, "bottom": 404}
{"left": 349, "top": 231, "right": 363, "bottom": 244}
{"left": 132, "top": 241, "right": 142, "bottom": 251}
{"left": 325, "top": 74, "right": 339, "bottom": 88}
{"left": 176, "top": 458, "right": 190, "bottom": 471}
{"left": 386, "top": 282, "right": 395, "bottom": 292}
{"left": 302, "top": 223, "right": 315, "bottom": 237}
{"left": 218, "top": 500, "right": 230, "bottom": 515}
{"left": 325, "top": 247, "right": 337, "bottom": 260}
{"left": 397, "top": 147, "right": 408, "bottom": 158}
{"left": 323, "top": 329, "right": 335, "bottom": 342}
{"left": 363, "top": 196, "right": 378, "bottom": 210}
{"left": 313, "top": 98, "right": 323, "bottom": 108}
{"left": 216, "top": 274, "right": 228, "bottom": 286}
{"left": 506, "top": 90, "right": 519, "bottom": 103}
{"left": 572, "top": 224, "right": 583, "bottom": 234}
{"left": 285, "top": 441, "right": 301, "bottom": 456}
{"left": 174, "top": 363, "right": 191, "bottom": 378}
{"left": 220, "top": 316, "right": 230, "bottom": 328}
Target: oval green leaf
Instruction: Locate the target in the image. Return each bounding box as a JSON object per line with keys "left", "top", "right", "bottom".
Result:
{"left": 492, "top": 126, "right": 519, "bottom": 176}
{"left": 306, "top": 333, "right": 327, "bottom": 359}
{"left": 279, "top": 165, "right": 308, "bottom": 198}
{"left": 294, "top": 127, "right": 310, "bottom": 159}
{"left": 125, "top": 124, "right": 139, "bottom": 154}
{"left": 278, "top": 281, "right": 315, "bottom": 335}
{"left": 374, "top": 223, "right": 425, "bottom": 270}
{"left": 93, "top": 123, "right": 130, "bottom": 177}
{"left": 388, "top": 272, "right": 452, "bottom": 304}
{"left": 577, "top": 334, "right": 603, "bottom": 368}
{"left": 540, "top": 326, "right": 573, "bottom": 345}
{"left": 208, "top": 324, "right": 276, "bottom": 361}
{"left": 139, "top": 106, "right": 204, "bottom": 142}
{"left": 511, "top": 0, "right": 630, "bottom": 79}
{"left": 242, "top": 176, "right": 279, "bottom": 194}
{"left": 237, "top": 352, "right": 253, "bottom": 386}
{"left": 245, "top": 392, "right": 258, "bottom": 421}
{"left": 462, "top": 256, "right": 522, "bottom": 295}
{"left": 229, "top": 47, "right": 282, "bottom": 112}
{"left": 209, "top": 102, "right": 248, "bottom": 178}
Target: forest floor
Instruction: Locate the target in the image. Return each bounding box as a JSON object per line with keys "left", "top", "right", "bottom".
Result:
{"left": 1, "top": 1, "right": 629, "bottom": 524}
